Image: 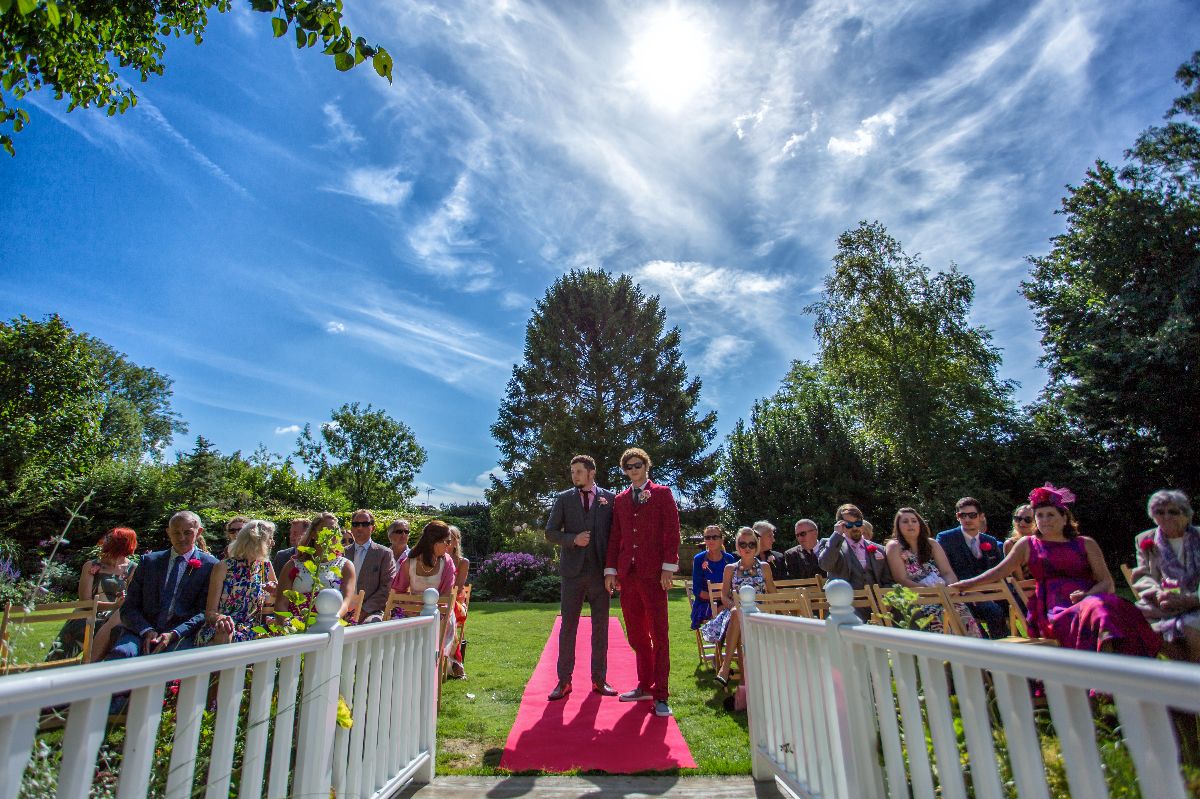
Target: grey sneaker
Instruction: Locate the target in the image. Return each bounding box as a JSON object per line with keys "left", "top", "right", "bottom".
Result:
{"left": 619, "top": 688, "right": 653, "bottom": 702}
{"left": 654, "top": 700, "right": 672, "bottom": 717}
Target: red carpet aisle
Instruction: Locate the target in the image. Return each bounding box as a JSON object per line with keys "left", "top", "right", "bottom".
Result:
{"left": 498, "top": 616, "right": 697, "bottom": 773}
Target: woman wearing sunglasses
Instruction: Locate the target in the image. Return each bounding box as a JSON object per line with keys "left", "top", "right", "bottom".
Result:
{"left": 701, "top": 527, "right": 776, "bottom": 686}
{"left": 691, "top": 525, "right": 735, "bottom": 630}
{"left": 1004, "top": 504, "right": 1036, "bottom": 578}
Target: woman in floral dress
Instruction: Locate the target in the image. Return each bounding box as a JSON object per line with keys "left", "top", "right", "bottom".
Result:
{"left": 884, "top": 508, "right": 981, "bottom": 636}
{"left": 199, "top": 520, "right": 277, "bottom": 645}
{"left": 703, "top": 527, "right": 776, "bottom": 685}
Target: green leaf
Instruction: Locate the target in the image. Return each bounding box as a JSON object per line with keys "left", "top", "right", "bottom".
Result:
{"left": 45, "top": 2, "right": 59, "bottom": 26}
{"left": 295, "top": 24, "right": 306, "bottom": 48}
{"left": 0, "top": 0, "right": 13, "bottom": 14}
{"left": 306, "top": 31, "right": 317, "bottom": 47}
{"left": 333, "top": 52, "right": 353, "bottom": 72}
{"left": 17, "top": 0, "right": 36, "bottom": 16}
{"left": 250, "top": 0, "right": 275, "bottom": 11}
{"left": 372, "top": 50, "right": 393, "bottom": 82}
{"left": 271, "top": 17, "right": 287, "bottom": 37}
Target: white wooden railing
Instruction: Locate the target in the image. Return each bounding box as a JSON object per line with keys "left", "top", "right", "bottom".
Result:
{"left": 740, "top": 579, "right": 1200, "bottom": 799}
{"left": 0, "top": 588, "right": 440, "bottom": 799}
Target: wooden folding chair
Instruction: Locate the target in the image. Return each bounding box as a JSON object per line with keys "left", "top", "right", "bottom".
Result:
{"left": 800, "top": 585, "right": 881, "bottom": 622}
{"left": 1120, "top": 564, "right": 1137, "bottom": 594}
{"left": 344, "top": 589, "right": 366, "bottom": 624}
{"left": 756, "top": 590, "right": 813, "bottom": 618}
{"left": 871, "top": 585, "right": 965, "bottom": 635}
{"left": 690, "top": 581, "right": 720, "bottom": 669}
{"left": 1001, "top": 578, "right": 1060, "bottom": 646}
{"left": 950, "top": 580, "right": 1055, "bottom": 645}
{"left": 0, "top": 600, "right": 97, "bottom": 675}
{"left": 774, "top": 576, "right": 825, "bottom": 591}
{"left": 700, "top": 580, "right": 729, "bottom": 671}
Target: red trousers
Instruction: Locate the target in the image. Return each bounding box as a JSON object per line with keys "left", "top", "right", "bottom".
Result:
{"left": 620, "top": 575, "right": 671, "bottom": 700}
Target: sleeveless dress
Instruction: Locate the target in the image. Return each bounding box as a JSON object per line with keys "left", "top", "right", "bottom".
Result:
{"left": 198, "top": 558, "right": 270, "bottom": 645}
{"left": 394, "top": 558, "right": 458, "bottom": 654}
{"left": 896, "top": 550, "right": 982, "bottom": 637}
{"left": 691, "top": 550, "right": 736, "bottom": 629}
{"left": 1026, "top": 536, "right": 1160, "bottom": 656}
{"left": 701, "top": 561, "right": 765, "bottom": 643}
{"left": 50, "top": 560, "right": 134, "bottom": 660}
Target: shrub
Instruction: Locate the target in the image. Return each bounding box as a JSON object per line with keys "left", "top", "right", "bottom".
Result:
{"left": 520, "top": 574, "right": 561, "bottom": 603}
{"left": 474, "top": 552, "right": 552, "bottom": 598}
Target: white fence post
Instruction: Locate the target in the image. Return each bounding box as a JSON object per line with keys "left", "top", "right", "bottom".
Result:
{"left": 293, "top": 589, "right": 346, "bottom": 798}
{"left": 823, "top": 579, "right": 880, "bottom": 799}
{"left": 739, "top": 583, "right": 776, "bottom": 783}
{"left": 415, "top": 588, "right": 440, "bottom": 784}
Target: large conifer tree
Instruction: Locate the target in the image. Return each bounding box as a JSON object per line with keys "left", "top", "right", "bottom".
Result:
{"left": 489, "top": 270, "right": 718, "bottom": 530}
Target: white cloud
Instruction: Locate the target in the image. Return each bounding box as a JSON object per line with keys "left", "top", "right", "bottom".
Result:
{"left": 827, "top": 111, "right": 897, "bottom": 157}
{"left": 274, "top": 424, "right": 301, "bottom": 435}
{"left": 734, "top": 103, "right": 770, "bottom": 140}
{"left": 431, "top": 468, "right": 505, "bottom": 503}
{"left": 325, "top": 321, "right": 346, "bottom": 334}
{"left": 407, "top": 171, "right": 495, "bottom": 289}
{"left": 327, "top": 166, "right": 412, "bottom": 207}
{"left": 700, "top": 335, "right": 752, "bottom": 373}
{"left": 322, "top": 102, "right": 364, "bottom": 148}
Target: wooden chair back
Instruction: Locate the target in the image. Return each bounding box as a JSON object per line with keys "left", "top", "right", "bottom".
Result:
{"left": 871, "top": 585, "right": 965, "bottom": 635}
{"left": 0, "top": 599, "right": 97, "bottom": 674}
{"left": 344, "top": 590, "right": 366, "bottom": 624}
{"left": 798, "top": 585, "right": 881, "bottom": 621}
{"left": 756, "top": 590, "right": 813, "bottom": 618}
{"left": 1120, "top": 564, "right": 1137, "bottom": 593}
{"left": 774, "top": 576, "right": 825, "bottom": 591}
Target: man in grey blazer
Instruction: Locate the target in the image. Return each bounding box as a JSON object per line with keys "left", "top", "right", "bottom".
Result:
{"left": 545, "top": 454, "right": 616, "bottom": 700}
{"left": 817, "top": 503, "right": 893, "bottom": 593}
{"left": 346, "top": 509, "right": 398, "bottom": 624}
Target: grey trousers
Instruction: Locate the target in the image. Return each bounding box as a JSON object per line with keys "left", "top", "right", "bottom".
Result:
{"left": 557, "top": 567, "right": 610, "bottom": 684}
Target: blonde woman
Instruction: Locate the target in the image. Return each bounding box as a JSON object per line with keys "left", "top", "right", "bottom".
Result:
{"left": 1005, "top": 503, "right": 1036, "bottom": 578}
{"left": 199, "top": 520, "right": 278, "bottom": 645}
{"left": 447, "top": 525, "right": 471, "bottom": 678}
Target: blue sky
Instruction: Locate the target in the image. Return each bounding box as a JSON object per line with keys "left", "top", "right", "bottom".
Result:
{"left": 1, "top": 0, "right": 1196, "bottom": 503}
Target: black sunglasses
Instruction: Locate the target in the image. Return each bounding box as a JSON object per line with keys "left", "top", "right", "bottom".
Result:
{"left": 350, "top": 521, "right": 373, "bottom": 527}
{"left": 703, "top": 534, "right": 723, "bottom": 541}
{"left": 1013, "top": 515, "right": 1033, "bottom": 523}
{"left": 736, "top": 541, "right": 757, "bottom": 549}
{"left": 956, "top": 511, "right": 980, "bottom": 520}
{"left": 623, "top": 461, "right": 646, "bottom": 471}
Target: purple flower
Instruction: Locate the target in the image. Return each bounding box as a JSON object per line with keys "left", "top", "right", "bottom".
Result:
{"left": 0, "top": 558, "right": 19, "bottom": 583}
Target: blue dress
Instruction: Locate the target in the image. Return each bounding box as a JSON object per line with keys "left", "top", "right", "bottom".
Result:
{"left": 691, "top": 550, "right": 735, "bottom": 629}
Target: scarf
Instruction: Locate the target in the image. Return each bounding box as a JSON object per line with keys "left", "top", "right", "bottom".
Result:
{"left": 1153, "top": 525, "right": 1200, "bottom": 591}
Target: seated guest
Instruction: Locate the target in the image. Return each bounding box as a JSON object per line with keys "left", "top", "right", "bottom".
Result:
{"left": 222, "top": 516, "right": 249, "bottom": 557}
{"left": 753, "top": 520, "right": 787, "bottom": 581}
{"left": 817, "top": 503, "right": 893, "bottom": 590}
{"left": 448, "top": 525, "right": 471, "bottom": 677}
{"left": 345, "top": 509, "right": 398, "bottom": 624}
{"left": 51, "top": 527, "right": 138, "bottom": 663}
{"left": 278, "top": 512, "right": 358, "bottom": 619}
{"left": 392, "top": 520, "right": 458, "bottom": 656}
{"left": 691, "top": 525, "right": 735, "bottom": 630}
{"left": 703, "top": 527, "right": 776, "bottom": 686}
{"left": 199, "top": 520, "right": 277, "bottom": 645}
{"left": 106, "top": 511, "right": 217, "bottom": 659}
{"left": 1132, "top": 489, "right": 1200, "bottom": 662}
{"left": 271, "top": 517, "right": 309, "bottom": 579}
{"left": 936, "top": 497, "right": 1007, "bottom": 637}
{"left": 783, "top": 519, "right": 824, "bottom": 580}
{"left": 885, "top": 508, "right": 981, "bottom": 636}
{"left": 953, "top": 485, "right": 1160, "bottom": 657}
{"left": 1004, "top": 504, "right": 1036, "bottom": 578}
{"left": 386, "top": 519, "right": 411, "bottom": 562}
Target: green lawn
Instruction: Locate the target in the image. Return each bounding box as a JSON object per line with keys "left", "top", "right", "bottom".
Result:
{"left": 437, "top": 591, "right": 751, "bottom": 775}
{"left": 4, "top": 620, "right": 63, "bottom": 666}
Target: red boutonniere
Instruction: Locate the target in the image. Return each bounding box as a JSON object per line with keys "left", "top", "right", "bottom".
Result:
{"left": 980, "top": 542, "right": 994, "bottom": 552}
{"left": 187, "top": 558, "right": 203, "bottom": 570}
{"left": 867, "top": 544, "right": 884, "bottom": 559}
{"left": 1139, "top": 538, "right": 1156, "bottom": 554}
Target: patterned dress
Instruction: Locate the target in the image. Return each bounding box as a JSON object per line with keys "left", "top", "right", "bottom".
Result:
{"left": 1027, "top": 537, "right": 1160, "bottom": 655}
{"left": 198, "top": 558, "right": 270, "bottom": 645}
{"left": 897, "top": 549, "right": 982, "bottom": 637}
{"left": 701, "top": 561, "right": 766, "bottom": 643}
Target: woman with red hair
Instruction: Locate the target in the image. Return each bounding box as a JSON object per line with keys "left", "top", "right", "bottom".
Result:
{"left": 51, "top": 528, "right": 138, "bottom": 663}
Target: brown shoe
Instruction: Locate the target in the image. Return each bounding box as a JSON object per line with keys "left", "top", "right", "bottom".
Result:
{"left": 592, "top": 681, "right": 617, "bottom": 696}
{"left": 548, "top": 681, "right": 572, "bottom": 701}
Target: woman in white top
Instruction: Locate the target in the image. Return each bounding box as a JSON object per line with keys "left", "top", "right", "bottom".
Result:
{"left": 277, "top": 512, "right": 357, "bottom": 619}
{"left": 392, "top": 520, "right": 457, "bottom": 653}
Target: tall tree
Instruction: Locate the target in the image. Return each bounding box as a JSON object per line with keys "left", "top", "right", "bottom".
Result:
{"left": 489, "top": 270, "right": 718, "bottom": 532}
{"left": 1, "top": 0, "right": 394, "bottom": 155}
{"left": 174, "top": 435, "right": 228, "bottom": 508}
{"left": 1022, "top": 51, "right": 1200, "bottom": 521}
{"left": 721, "top": 361, "right": 879, "bottom": 538}
{"left": 806, "top": 222, "right": 1017, "bottom": 514}
{"left": 295, "top": 402, "right": 426, "bottom": 509}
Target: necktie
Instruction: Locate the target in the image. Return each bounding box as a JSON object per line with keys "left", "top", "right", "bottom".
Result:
{"left": 581, "top": 490, "right": 591, "bottom": 512}
{"left": 633, "top": 487, "right": 642, "bottom": 505}
{"left": 969, "top": 536, "right": 982, "bottom": 558}
{"left": 163, "top": 553, "right": 183, "bottom": 615}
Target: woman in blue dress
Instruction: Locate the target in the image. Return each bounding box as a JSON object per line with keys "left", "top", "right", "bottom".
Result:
{"left": 691, "top": 525, "right": 735, "bottom": 629}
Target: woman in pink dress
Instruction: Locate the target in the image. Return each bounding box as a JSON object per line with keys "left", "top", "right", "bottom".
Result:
{"left": 953, "top": 484, "right": 1160, "bottom": 656}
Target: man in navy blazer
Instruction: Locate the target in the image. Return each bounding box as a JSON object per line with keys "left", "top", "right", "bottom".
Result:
{"left": 107, "top": 510, "right": 218, "bottom": 658}
{"left": 935, "top": 497, "right": 1007, "bottom": 638}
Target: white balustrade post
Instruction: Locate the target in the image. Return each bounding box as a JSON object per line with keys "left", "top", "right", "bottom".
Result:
{"left": 739, "top": 584, "right": 774, "bottom": 782}
{"left": 823, "top": 579, "right": 876, "bottom": 799}
{"left": 293, "top": 589, "right": 346, "bottom": 798}
{"left": 416, "top": 587, "right": 439, "bottom": 783}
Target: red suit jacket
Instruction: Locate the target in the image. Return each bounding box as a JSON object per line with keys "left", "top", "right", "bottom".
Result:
{"left": 605, "top": 480, "right": 681, "bottom": 580}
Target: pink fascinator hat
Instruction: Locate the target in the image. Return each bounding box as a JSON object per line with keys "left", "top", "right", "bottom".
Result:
{"left": 1028, "top": 483, "right": 1076, "bottom": 509}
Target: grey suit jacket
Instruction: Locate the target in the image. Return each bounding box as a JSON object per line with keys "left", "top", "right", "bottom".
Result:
{"left": 347, "top": 540, "right": 397, "bottom": 621}
{"left": 545, "top": 486, "right": 615, "bottom": 579}
{"left": 271, "top": 547, "right": 296, "bottom": 581}
{"left": 816, "top": 532, "right": 894, "bottom": 589}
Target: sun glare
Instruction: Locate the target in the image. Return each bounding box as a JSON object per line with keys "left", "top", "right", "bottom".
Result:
{"left": 628, "top": 7, "right": 712, "bottom": 112}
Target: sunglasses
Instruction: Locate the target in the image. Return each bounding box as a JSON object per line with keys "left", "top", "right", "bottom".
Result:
{"left": 1013, "top": 515, "right": 1034, "bottom": 523}
{"left": 622, "top": 461, "right": 646, "bottom": 471}
{"left": 1153, "top": 508, "right": 1183, "bottom": 516}
{"left": 226, "top": 527, "right": 243, "bottom": 535}
{"left": 736, "top": 541, "right": 758, "bottom": 549}
{"left": 956, "top": 511, "right": 980, "bottom": 520}
{"left": 350, "top": 521, "right": 373, "bottom": 527}
{"left": 842, "top": 519, "right": 864, "bottom": 528}
{"left": 703, "top": 535, "right": 723, "bottom": 541}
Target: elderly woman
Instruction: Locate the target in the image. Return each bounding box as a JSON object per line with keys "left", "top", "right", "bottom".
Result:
{"left": 1132, "top": 489, "right": 1200, "bottom": 662}
{"left": 447, "top": 525, "right": 471, "bottom": 678}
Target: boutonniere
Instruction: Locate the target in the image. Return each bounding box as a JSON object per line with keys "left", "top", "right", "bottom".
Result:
{"left": 867, "top": 544, "right": 884, "bottom": 559}
{"left": 636, "top": 487, "right": 652, "bottom": 504}
{"left": 186, "top": 558, "right": 203, "bottom": 570}
{"left": 1139, "top": 538, "right": 1156, "bottom": 554}
{"left": 980, "top": 542, "right": 994, "bottom": 553}
{"left": 598, "top": 496, "right": 609, "bottom": 505}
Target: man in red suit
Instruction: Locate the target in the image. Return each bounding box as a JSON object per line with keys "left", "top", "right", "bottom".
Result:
{"left": 604, "top": 447, "right": 681, "bottom": 717}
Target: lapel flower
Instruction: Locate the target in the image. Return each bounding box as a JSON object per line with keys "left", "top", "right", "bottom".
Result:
{"left": 866, "top": 544, "right": 883, "bottom": 559}
{"left": 636, "top": 485, "right": 652, "bottom": 504}
{"left": 598, "top": 496, "right": 609, "bottom": 505}
{"left": 1139, "top": 537, "right": 1156, "bottom": 554}
{"left": 980, "top": 541, "right": 994, "bottom": 552}
{"left": 187, "top": 557, "right": 203, "bottom": 570}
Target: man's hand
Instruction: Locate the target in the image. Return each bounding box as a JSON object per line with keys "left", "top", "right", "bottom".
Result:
{"left": 575, "top": 531, "right": 591, "bottom": 547}
{"left": 141, "top": 630, "right": 157, "bottom": 655}
{"left": 146, "top": 631, "right": 177, "bottom": 654}
{"left": 605, "top": 574, "right": 619, "bottom": 594}
{"left": 660, "top": 570, "right": 673, "bottom": 590}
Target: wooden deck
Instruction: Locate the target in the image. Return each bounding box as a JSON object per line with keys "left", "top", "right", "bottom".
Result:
{"left": 398, "top": 776, "right": 792, "bottom": 798}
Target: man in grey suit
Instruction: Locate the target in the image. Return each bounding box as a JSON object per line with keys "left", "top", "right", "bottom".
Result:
{"left": 817, "top": 503, "right": 893, "bottom": 594}
{"left": 271, "top": 517, "right": 309, "bottom": 579}
{"left": 545, "top": 455, "right": 616, "bottom": 700}
{"left": 346, "top": 509, "right": 398, "bottom": 624}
